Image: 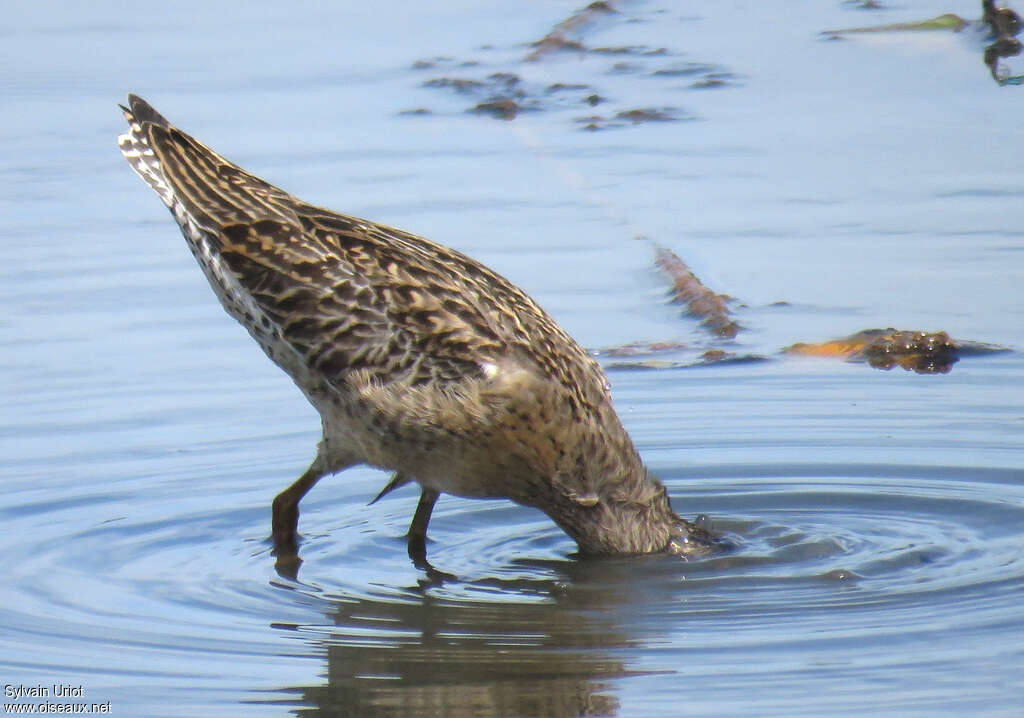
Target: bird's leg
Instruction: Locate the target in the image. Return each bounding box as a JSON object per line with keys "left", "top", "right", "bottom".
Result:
{"left": 272, "top": 460, "right": 327, "bottom": 555}
{"left": 407, "top": 487, "right": 440, "bottom": 569}
{"left": 368, "top": 471, "right": 412, "bottom": 505}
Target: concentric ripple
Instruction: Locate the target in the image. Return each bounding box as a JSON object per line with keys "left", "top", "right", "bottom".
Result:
{"left": 259, "top": 462, "right": 1024, "bottom": 716}
{"left": 3, "top": 442, "right": 1023, "bottom": 717}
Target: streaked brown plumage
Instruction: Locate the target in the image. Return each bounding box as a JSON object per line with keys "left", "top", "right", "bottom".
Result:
{"left": 117, "top": 94, "right": 718, "bottom": 568}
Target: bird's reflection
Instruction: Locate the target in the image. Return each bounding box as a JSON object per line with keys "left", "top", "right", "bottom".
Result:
{"left": 273, "top": 558, "right": 673, "bottom": 718}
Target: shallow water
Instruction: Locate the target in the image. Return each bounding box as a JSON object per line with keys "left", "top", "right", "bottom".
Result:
{"left": 2, "top": 1, "right": 1023, "bottom": 716}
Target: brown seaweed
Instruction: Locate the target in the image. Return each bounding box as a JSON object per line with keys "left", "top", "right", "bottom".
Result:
{"left": 784, "top": 329, "right": 1008, "bottom": 374}
{"left": 654, "top": 246, "right": 740, "bottom": 339}
{"left": 525, "top": 1, "right": 620, "bottom": 62}
{"left": 595, "top": 252, "right": 1011, "bottom": 376}
{"left": 407, "top": 2, "right": 734, "bottom": 125}
{"left": 605, "top": 352, "right": 769, "bottom": 371}
{"left": 596, "top": 341, "right": 689, "bottom": 358}
{"left": 822, "top": 1, "right": 1024, "bottom": 86}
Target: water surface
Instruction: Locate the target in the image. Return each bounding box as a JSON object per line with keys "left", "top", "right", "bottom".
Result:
{"left": 2, "top": 1, "right": 1023, "bottom": 716}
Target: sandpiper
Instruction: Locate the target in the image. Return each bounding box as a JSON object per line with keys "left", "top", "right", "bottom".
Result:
{"left": 117, "top": 94, "right": 718, "bottom": 567}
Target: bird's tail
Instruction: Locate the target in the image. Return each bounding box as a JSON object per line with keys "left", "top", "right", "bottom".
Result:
{"left": 117, "top": 94, "right": 301, "bottom": 233}
{"left": 117, "top": 94, "right": 178, "bottom": 210}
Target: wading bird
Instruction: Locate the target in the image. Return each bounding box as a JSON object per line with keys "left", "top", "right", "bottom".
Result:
{"left": 118, "top": 95, "right": 718, "bottom": 570}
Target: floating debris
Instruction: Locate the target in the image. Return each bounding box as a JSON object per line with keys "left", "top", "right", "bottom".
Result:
{"left": 574, "top": 107, "right": 690, "bottom": 130}
{"left": 784, "top": 328, "right": 1009, "bottom": 374}
{"left": 700, "top": 349, "right": 731, "bottom": 363}
{"left": 526, "top": 0, "right": 620, "bottom": 62}
{"left": 858, "top": 330, "right": 959, "bottom": 373}
{"left": 591, "top": 45, "right": 669, "bottom": 56}
{"left": 822, "top": 13, "right": 969, "bottom": 36}
{"left": 422, "top": 77, "right": 486, "bottom": 94}
{"left": 984, "top": 0, "right": 1022, "bottom": 36}
{"left": 654, "top": 246, "right": 740, "bottom": 339}
{"left": 408, "top": 1, "right": 733, "bottom": 125}
{"left": 472, "top": 98, "right": 521, "bottom": 120}
{"left": 595, "top": 341, "right": 689, "bottom": 358}
{"left": 608, "top": 61, "right": 644, "bottom": 75}
{"left": 616, "top": 107, "right": 681, "bottom": 122}
{"left": 651, "top": 62, "right": 720, "bottom": 77}
{"left": 575, "top": 115, "right": 606, "bottom": 132}
{"left": 488, "top": 72, "right": 522, "bottom": 89}
{"left": 690, "top": 73, "right": 736, "bottom": 89}
{"left": 822, "top": 1, "right": 1024, "bottom": 86}
{"left": 606, "top": 352, "right": 769, "bottom": 371}
{"left": 546, "top": 82, "right": 593, "bottom": 93}
{"left": 410, "top": 57, "right": 456, "bottom": 70}
{"left": 603, "top": 252, "right": 1012, "bottom": 376}
{"left": 650, "top": 63, "right": 738, "bottom": 89}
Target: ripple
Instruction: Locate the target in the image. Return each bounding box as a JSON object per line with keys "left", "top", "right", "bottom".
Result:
{"left": 227, "top": 462, "right": 1021, "bottom": 715}
{"left": 2, "top": 447, "right": 1023, "bottom": 717}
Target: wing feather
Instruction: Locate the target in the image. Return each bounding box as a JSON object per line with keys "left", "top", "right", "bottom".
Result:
{"left": 120, "top": 95, "right": 607, "bottom": 411}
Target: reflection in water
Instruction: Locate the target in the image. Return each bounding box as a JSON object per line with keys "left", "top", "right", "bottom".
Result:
{"left": 983, "top": 0, "right": 1024, "bottom": 82}
{"left": 823, "top": 0, "right": 1024, "bottom": 85}
{"left": 267, "top": 462, "right": 1024, "bottom": 717}
{"left": 277, "top": 566, "right": 648, "bottom": 718}
{"left": 983, "top": 0, "right": 1021, "bottom": 36}
{"left": 984, "top": 34, "right": 1024, "bottom": 83}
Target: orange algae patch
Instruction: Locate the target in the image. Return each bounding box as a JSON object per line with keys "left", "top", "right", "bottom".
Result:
{"left": 784, "top": 329, "right": 1008, "bottom": 374}
{"left": 784, "top": 336, "right": 867, "bottom": 358}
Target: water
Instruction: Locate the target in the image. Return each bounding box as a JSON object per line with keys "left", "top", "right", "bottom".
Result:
{"left": 2, "top": 1, "right": 1023, "bottom": 716}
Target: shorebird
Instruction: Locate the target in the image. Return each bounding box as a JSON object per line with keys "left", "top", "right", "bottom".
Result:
{"left": 117, "top": 94, "right": 719, "bottom": 567}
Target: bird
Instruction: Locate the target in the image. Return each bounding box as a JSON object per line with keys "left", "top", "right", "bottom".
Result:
{"left": 117, "top": 94, "right": 720, "bottom": 569}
